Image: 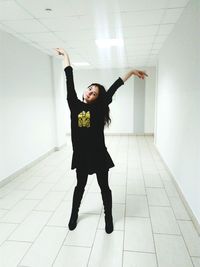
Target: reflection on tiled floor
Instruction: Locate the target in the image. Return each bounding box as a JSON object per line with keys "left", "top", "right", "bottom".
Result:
{"left": 0, "top": 136, "right": 200, "bottom": 267}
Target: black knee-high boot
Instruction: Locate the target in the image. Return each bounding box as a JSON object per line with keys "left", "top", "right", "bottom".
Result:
{"left": 68, "top": 186, "right": 84, "bottom": 230}
{"left": 101, "top": 188, "right": 114, "bottom": 234}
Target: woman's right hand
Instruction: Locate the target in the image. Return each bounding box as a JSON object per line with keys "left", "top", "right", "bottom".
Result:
{"left": 54, "top": 48, "right": 71, "bottom": 68}
{"left": 54, "top": 48, "right": 67, "bottom": 56}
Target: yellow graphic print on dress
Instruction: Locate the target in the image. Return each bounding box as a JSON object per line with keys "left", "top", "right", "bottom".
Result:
{"left": 78, "top": 111, "right": 90, "bottom": 128}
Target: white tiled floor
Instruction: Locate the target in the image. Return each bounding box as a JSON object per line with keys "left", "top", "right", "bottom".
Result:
{"left": 0, "top": 135, "right": 200, "bottom": 267}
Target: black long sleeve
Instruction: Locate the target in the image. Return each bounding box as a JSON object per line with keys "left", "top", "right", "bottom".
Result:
{"left": 105, "top": 77, "right": 124, "bottom": 105}
{"left": 64, "top": 65, "right": 78, "bottom": 109}
{"left": 64, "top": 66, "right": 124, "bottom": 107}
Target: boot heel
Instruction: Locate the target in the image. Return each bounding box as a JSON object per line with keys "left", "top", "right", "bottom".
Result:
{"left": 105, "top": 215, "right": 113, "bottom": 234}
{"left": 68, "top": 213, "right": 78, "bottom": 230}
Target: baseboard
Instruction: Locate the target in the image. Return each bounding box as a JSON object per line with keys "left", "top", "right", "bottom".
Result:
{"left": 66, "top": 132, "right": 154, "bottom": 136}
{"left": 0, "top": 147, "right": 58, "bottom": 189}
{"left": 104, "top": 133, "right": 154, "bottom": 136}
{"left": 154, "top": 144, "right": 200, "bottom": 235}
{"left": 0, "top": 134, "right": 153, "bottom": 189}
{"left": 54, "top": 142, "right": 67, "bottom": 151}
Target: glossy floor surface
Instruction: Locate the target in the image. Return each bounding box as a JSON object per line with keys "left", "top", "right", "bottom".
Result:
{"left": 0, "top": 136, "right": 200, "bottom": 267}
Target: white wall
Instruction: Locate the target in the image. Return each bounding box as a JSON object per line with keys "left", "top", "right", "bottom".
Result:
{"left": 145, "top": 67, "right": 156, "bottom": 134}
{"left": 0, "top": 30, "right": 60, "bottom": 182}
{"left": 155, "top": 0, "right": 200, "bottom": 224}
{"left": 65, "top": 66, "right": 156, "bottom": 134}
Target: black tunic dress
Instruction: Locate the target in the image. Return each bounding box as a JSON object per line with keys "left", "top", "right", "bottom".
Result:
{"left": 65, "top": 66, "right": 124, "bottom": 174}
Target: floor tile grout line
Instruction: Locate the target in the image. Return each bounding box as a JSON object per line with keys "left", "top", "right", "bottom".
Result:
{"left": 0, "top": 180, "right": 57, "bottom": 220}
{"left": 1, "top": 196, "right": 48, "bottom": 224}
{"left": 16, "top": 202, "right": 69, "bottom": 266}
{"left": 121, "top": 135, "right": 129, "bottom": 266}
{"left": 148, "top": 136, "right": 198, "bottom": 264}
{"left": 1, "top": 171, "right": 71, "bottom": 227}
{"left": 0, "top": 190, "right": 34, "bottom": 213}
{"left": 2, "top": 198, "right": 50, "bottom": 246}
{"left": 0, "top": 148, "right": 71, "bottom": 211}
{"left": 62, "top": 244, "right": 92, "bottom": 248}
{"left": 50, "top": 143, "right": 86, "bottom": 265}
{"left": 51, "top": 227, "right": 70, "bottom": 266}
{"left": 81, "top": 135, "right": 120, "bottom": 267}
{"left": 124, "top": 249, "right": 157, "bottom": 254}
{"left": 85, "top": 180, "right": 110, "bottom": 266}
{"left": 6, "top": 146, "right": 74, "bottom": 265}
{"left": 145, "top": 135, "right": 196, "bottom": 267}
{"left": 2, "top": 240, "right": 32, "bottom": 245}
{"left": 140, "top": 136, "right": 159, "bottom": 267}
{"left": 0, "top": 135, "right": 198, "bottom": 266}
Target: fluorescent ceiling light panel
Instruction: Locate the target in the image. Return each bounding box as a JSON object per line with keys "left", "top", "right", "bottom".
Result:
{"left": 72, "top": 62, "right": 90, "bottom": 66}
{"left": 95, "top": 38, "right": 124, "bottom": 48}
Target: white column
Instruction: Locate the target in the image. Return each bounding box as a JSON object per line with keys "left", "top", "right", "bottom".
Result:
{"left": 134, "top": 77, "right": 145, "bottom": 134}
{"left": 50, "top": 57, "right": 68, "bottom": 149}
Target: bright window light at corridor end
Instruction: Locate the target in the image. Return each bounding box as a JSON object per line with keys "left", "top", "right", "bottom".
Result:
{"left": 95, "top": 38, "right": 124, "bottom": 48}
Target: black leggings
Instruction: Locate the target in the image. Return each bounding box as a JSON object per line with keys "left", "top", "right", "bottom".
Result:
{"left": 70, "top": 168, "right": 112, "bottom": 218}
{"left": 75, "top": 168, "right": 111, "bottom": 193}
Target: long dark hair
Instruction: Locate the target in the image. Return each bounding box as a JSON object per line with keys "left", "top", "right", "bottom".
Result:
{"left": 83, "top": 83, "right": 111, "bottom": 127}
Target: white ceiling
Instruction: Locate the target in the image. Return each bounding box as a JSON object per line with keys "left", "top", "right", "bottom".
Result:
{"left": 0, "top": 0, "right": 189, "bottom": 69}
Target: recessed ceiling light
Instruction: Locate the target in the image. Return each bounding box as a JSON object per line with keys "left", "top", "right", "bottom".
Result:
{"left": 72, "top": 62, "right": 90, "bottom": 66}
{"left": 95, "top": 38, "right": 124, "bottom": 48}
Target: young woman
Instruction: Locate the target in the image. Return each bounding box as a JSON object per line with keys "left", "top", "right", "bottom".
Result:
{"left": 54, "top": 48, "right": 148, "bottom": 234}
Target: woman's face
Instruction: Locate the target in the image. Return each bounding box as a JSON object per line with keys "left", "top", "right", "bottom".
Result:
{"left": 83, "top": 85, "right": 99, "bottom": 104}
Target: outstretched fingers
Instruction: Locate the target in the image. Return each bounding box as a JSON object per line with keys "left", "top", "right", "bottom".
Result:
{"left": 136, "top": 70, "right": 148, "bottom": 79}
{"left": 53, "top": 48, "right": 65, "bottom": 56}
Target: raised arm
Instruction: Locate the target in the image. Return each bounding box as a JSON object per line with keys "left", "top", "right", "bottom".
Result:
{"left": 105, "top": 77, "right": 124, "bottom": 105}
{"left": 106, "top": 69, "right": 148, "bottom": 105}
{"left": 121, "top": 69, "right": 148, "bottom": 82}
{"left": 54, "top": 48, "right": 71, "bottom": 68}
{"left": 54, "top": 48, "right": 78, "bottom": 109}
